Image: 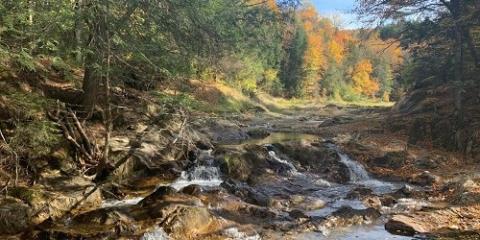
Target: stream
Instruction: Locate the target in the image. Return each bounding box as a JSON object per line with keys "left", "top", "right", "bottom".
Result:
{"left": 97, "top": 132, "right": 426, "bottom": 239}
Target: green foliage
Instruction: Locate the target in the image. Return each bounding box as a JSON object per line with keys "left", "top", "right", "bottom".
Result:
{"left": 280, "top": 20, "right": 308, "bottom": 97}
{"left": 10, "top": 121, "right": 61, "bottom": 158}
{"left": 5, "top": 92, "right": 55, "bottom": 120}
{"left": 153, "top": 92, "right": 207, "bottom": 112}
{"left": 13, "top": 50, "right": 36, "bottom": 72}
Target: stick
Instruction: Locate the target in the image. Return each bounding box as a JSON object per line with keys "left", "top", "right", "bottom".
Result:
{"left": 68, "top": 109, "right": 93, "bottom": 156}
{"left": 0, "top": 128, "right": 6, "bottom": 143}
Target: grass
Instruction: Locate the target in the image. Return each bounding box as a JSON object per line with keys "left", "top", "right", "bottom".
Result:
{"left": 155, "top": 81, "right": 396, "bottom": 116}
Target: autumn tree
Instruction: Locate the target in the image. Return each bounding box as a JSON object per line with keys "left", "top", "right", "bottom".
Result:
{"left": 352, "top": 59, "right": 379, "bottom": 97}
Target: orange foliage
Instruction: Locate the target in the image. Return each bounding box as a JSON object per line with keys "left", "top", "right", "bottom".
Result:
{"left": 328, "top": 40, "right": 344, "bottom": 64}
{"left": 299, "top": 6, "right": 325, "bottom": 71}
{"left": 352, "top": 59, "right": 379, "bottom": 97}
{"left": 266, "top": 0, "right": 279, "bottom": 13}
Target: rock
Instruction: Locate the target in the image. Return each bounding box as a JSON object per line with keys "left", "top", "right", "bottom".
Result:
{"left": 346, "top": 187, "right": 374, "bottom": 199}
{"left": 386, "top": 205, "right": 480, "bottom": 236}
{"left": 140, "top": 186, "right": 177, "bottom": 206}
{"left": 303, "top": 198, "right": 326, "bottom": 211}
{"left": 162, "top": 206, "right": 213, "bottom": 238}
{"left": 409, "top": 171, "right": 441, "bottom": 186}
{"left": 289, "top": 209, "right": 308, "bottom": 219}
{"left": 8, "top": 186, "right": 102, "bottom": 225}
{"left": 182, "top": 185, "right": 202, "bottom": 196}
{"left": 380, "top": 195, "right": 397, "bottom": 207}
{"left": 415, "top": 158, "right": 438, "bottom": 169}
{"left": 371, "top": 151, "right": 406, "bottom": 169}
{"left": 247, "top": 128, "right": 270, "bottom": 139}
{"left": 394, "top": 184, "right": 414, "bottom": 198}
{"left": 199, "top": 119, "right": 249, "bottom": 143}
{"left": 362, "top": 196, "right": 382, "bottom": 209}
{"left": 290, "top": 195, "right": 306, "bottom": 205}
{"left": 268, "top": 198, "right": 287, "bottom": 210}
{"left": 273, "top": 142, "right": 350, "bottom": 183}
{"left": 221, "top": 180, "right": 269, "bottom": 207}
{"left": 216, "top": 145, "right": 268, "bottom": 181}
{"left": 313, "top": 207, "right": 381, "bottom": 233}
{"left": 0, "top": 198, "right": 30, "bottom": 235}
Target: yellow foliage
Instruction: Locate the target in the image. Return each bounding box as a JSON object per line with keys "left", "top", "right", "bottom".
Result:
{"left": 328, "top": 40, "right": 344, "bottom": 64}
{"left": 305, "top": 34, "right": 325, "bottom": 70}
{"left": 352, "top": 59, "right": 379, "bottom": 97}
{"left": 264, "top": 68, "right": 278, "bottom": 83}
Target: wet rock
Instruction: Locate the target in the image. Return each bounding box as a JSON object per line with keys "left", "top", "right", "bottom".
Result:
{"left": 290, "top": 195, "right": 306, "bottom": 205}
{"left": 182, "top": 185, "right": 202, "bottom": 196}
{"left": 385, "top": 205, "right": 480, "bottom": 236}
{"left": 393, "top": 184, "right": 414, "bottom": 198}
{"left": 216, "top": 145, "right": 271, "bottom": 182}
{"left": 221, "top": 180, "right": 269, "bottom": 207}
{"left": 409, "top": 171, "right": 441, "bottom": 186}
{"left": 372, "top": 151, "right": 406, "bottom": 169}
{"left": 380, "top": 195, "right": 397, "bottom": 207}
{"left": 289, "top": 209, "right": 308, "bottom": 219}
{"left": 313, "top": 206, "right": 381, "bottom": 234}
{"left": 301, "top": 198, "right": 326, "bottom": 211}
{"left": 346, "top": 187, "right": 374, "bottom": 199}
{"left": 140, "top": 186, "right": 177, "bottom": 206}
{"left": 247, "top": 128, "right": 270, "bottom": 139}
{"left": 362, "top": 196, "right": 382, "bottom": 209}
{"left": 0, "top": 198, "right": 30, "bottom": 235}
{"left": 273, "top": 142, "right": 350, "bottom": 183}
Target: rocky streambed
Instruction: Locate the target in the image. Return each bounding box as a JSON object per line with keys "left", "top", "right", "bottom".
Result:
{"left": 3, "top": 109, "right": 480, "bottom": 239}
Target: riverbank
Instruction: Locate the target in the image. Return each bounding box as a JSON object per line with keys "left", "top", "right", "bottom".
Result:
{"left": 1, "top": 78, "right": 480, "bottom": 239}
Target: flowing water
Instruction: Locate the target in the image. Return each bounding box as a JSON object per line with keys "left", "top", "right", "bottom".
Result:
{"left": 101, "top": 150, "right": 223, "bottom": 209}
{"left": 101, "top": 133, "right": 417, "bottom": 239}
{"left": 263, "top": 140, "right": 406, "bottom": 239}
{"left": 169, "top": 166, "right": 223, "bottom": 190}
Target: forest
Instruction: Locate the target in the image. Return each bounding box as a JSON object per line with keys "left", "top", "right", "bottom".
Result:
{"left": 0, "top": 0, "right": 479, "bottom": 239}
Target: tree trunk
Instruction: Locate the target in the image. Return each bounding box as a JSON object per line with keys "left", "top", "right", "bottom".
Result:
{"left": 82, "top": 53, "right": 99, "bottom": 115}
{"left": 452, "top": 0, "right": 465, "bottom": 151}
{"left": 463, "top": 28, "right": 480, "bottom": 68}
{"left": 74, "top": 0, "right": 84, "bottom": 63}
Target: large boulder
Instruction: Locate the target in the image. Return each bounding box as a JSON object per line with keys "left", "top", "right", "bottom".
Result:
{"left": 385, "top": 205, "right": 480, "bottom": 236}
{"left": 272, "top": 141, "right": 350, "bottom": 183}
{"left": 215, "top": 145, "right": 271, "bottom": 182}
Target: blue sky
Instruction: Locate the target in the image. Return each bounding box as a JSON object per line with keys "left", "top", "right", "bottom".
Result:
{"left": 310, "top": 0, "right": 359, "bottom": 29}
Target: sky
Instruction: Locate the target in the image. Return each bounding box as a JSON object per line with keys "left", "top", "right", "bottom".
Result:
{"left": 310, "top": 0, "right": 360, "bottom": 29}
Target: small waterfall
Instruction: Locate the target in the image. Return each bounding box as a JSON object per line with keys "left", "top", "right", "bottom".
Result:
{"left": 337, "top": 152, "right": 370, "bottom": 182}
{"left": 101, "top": 150, "right": 222, "bottom": 208}
{"left": 170, "top": 166, "right": 223, "bottom": 190}
{"left": 268, "top": 150, "right": 298, "bottom": 174}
